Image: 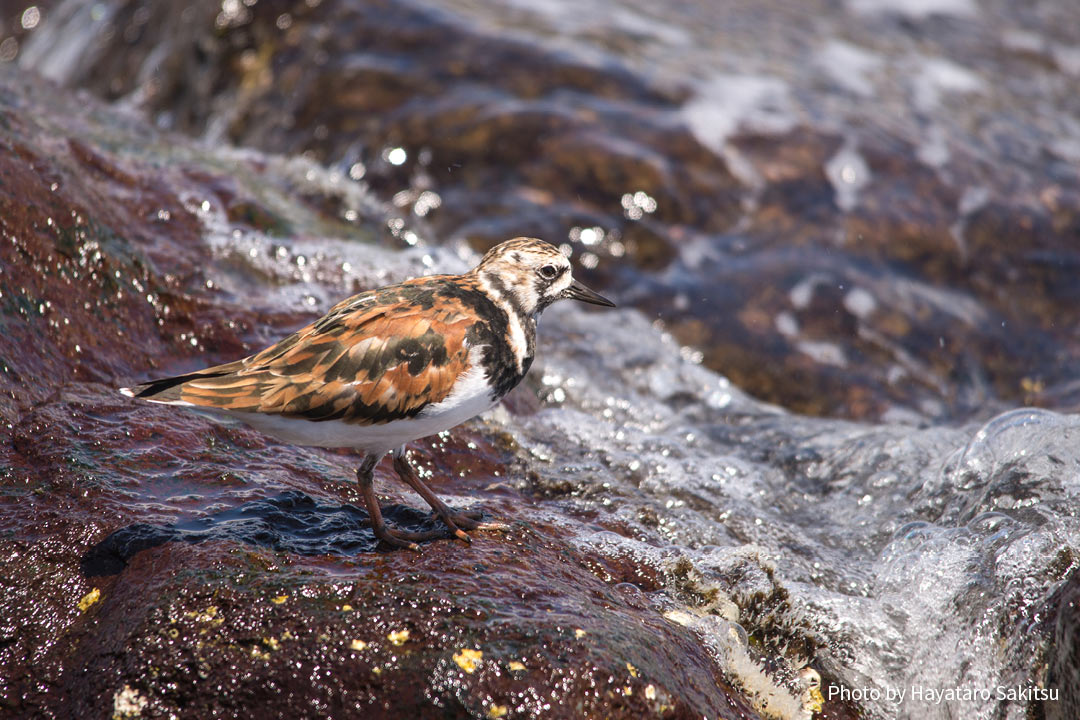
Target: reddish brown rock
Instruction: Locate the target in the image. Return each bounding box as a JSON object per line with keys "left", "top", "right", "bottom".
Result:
{"left": 0, "top": 72, "right": 767, "bottom": 720}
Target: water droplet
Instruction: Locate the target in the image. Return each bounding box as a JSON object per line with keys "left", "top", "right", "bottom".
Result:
{"left": 0, "top": 38, "right": 18, "bottom": 63}
{"left": 21, "top": 6, "right": 40, "bottom": 30}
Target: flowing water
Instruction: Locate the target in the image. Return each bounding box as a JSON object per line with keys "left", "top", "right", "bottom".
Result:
{"left": 4, "top": 0, "right": 1080, "bottom": 718}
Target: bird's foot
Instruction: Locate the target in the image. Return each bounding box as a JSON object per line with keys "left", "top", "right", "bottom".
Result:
{"left": 434, "top": 509, "right": 512, "bottom": 542}
{"left": 371, "top": 522, "right": 448, "bottom": 552}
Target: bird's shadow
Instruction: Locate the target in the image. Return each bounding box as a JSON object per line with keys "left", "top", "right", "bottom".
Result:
{"left": 80, "top": 490, "right": 445, "bottom": 577}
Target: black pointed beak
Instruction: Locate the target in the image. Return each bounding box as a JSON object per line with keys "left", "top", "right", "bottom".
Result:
{"left": 563, "top": 279, "right": 616, "bottom": 307}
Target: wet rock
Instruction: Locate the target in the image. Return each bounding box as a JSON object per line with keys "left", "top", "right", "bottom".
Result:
{"left": 0, "top": 71, "right": 772, "bottom": 719}
{"left": 23, "top": 0, "right": 1080, "bottom": 422}
{"left": 4, "top": 7, "right": 1080, "bottom": 719}
{"left": 1046, "top": 569, "right": 1080, "bottom": 720}
{"left": 38, "top": 511, "right": 764, "bottom": 719}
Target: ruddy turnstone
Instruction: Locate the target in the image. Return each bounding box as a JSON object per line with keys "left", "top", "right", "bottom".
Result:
{"left": 122, "top": 237, "right": 614, "bottom": 550}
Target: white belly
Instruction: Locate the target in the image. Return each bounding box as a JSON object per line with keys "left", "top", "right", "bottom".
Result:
{"left": 218, "top": 361, "right": 497, "bottom": 455}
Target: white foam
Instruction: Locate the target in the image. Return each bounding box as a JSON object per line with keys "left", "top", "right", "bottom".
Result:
{"left": 816, "top": 41, "right": 883, "bottom": 97}
{"left": 18, "top": 0, "right": 118, "bottom": 82}
{"left": 682, "top": 74, "right": 797, "bottom": 152}
{"left": 843, "top": 287, "right": 878, "bottom": 319}
{"left": 912, "top": 57, "right": 985, "bottom": 112}
{"left": 847, "top": 0, "right": 978, "bottom": 19}
{"left": 916, "top": 124, "right": 951, "bottom": 167}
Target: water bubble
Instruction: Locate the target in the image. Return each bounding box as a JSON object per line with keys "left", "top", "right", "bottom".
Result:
{"left": 413, "top": 191, "right": 441, "bottom": 217}
{"left": 0, "top": 38, "right": 17, "bottom": 63}
{"left": 621, "top": 191, "right": 657, "bottom": 219}
{"left": 21, "top": 6, "right": 41, "bottom": 30}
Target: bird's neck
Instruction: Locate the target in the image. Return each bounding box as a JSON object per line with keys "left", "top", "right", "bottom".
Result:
{"left": 474, "top": 267, "right": 537, "bottom": 317}
{"left": 474, "top": 269, "right": 537, "bottom": 383}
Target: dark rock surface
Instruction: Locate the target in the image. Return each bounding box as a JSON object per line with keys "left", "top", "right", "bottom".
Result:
{"left": 0, "top": 71, "right": 775, "bottom": 719}
{"left": 2, "top": 2, "right": 1078, "bottom": 719}
{"left": 16, "top": 0, "right": 1080, "bottom": 421}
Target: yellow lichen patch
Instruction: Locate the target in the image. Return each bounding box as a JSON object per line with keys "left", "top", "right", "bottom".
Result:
{"left": 262, "top": 636, "right": 280, "bottom": 651}
{"left": 574, "top": 628, "right": 586, "bottom": 639}
{"left": 800, "top": 668, "right": 824, "bottom": 714}
{"left": 112, "top": 684, "right": 147, "bottom": 719}
{"left": 349, "top": 639, "right": 368, "bottom": 651}
{"left": 270, "top": 595, "right": 288, "bottom": 605}
{"left": 186, "top": 605, "right": 219, "bottom": 622}
{"left": 623, "top": 686, "right": 633, "bottom": 696}
{"left": 341, "top": 604, "right": 353, "bottom": 611}
{"left": 807, "top": 685, "right": 825, "bottom": 714}
{"left": 78, "top": 587, "right": 101, "bottom": 612}
{"left": 507, "top": 661, "right": 526, "bottom": 672}
{"left": 1021, "top": 377, "right": 1045, "bottom": 395}
{"left": 387, "top": 629, "right": 410, "bottom": 646}
{"left": 453, "top": 648, "right": 483, "bottom": 674}
{"left": 626, "top": 662, "right": 639, "bottom": 678}
{"left": 487, "top": 704, "right": 508, "bottom": 719}
{"left": 281, "top": 629, "right": 294, "bottom": 641}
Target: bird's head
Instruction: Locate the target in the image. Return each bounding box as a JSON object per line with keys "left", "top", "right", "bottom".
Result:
{"left": 473, "top": 237, "right": 615, "bottom": 316}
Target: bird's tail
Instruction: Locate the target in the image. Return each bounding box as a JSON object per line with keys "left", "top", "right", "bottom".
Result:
{"left": 120, "top": 370, "right": 230, "bottom": 404}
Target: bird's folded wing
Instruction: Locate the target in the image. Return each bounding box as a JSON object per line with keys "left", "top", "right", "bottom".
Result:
{"left": 142, "top": 292, "right": 477, "bottom": 425}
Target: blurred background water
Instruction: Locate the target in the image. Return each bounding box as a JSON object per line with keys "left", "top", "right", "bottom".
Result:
{"left": 2, "top": 1, "right": 1079, "bottom": 719}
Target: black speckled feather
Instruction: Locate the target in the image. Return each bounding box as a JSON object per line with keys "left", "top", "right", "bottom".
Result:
{"left": 130, "top": 274, "right": 532, "bottom": 426}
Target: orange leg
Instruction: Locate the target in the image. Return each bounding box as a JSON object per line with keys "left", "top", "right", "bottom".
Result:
{"left": 392, "top": 450, "right": 486, "bottom": 543}
{"left": 355, "top": 454, "right": 445, "bottom": 551}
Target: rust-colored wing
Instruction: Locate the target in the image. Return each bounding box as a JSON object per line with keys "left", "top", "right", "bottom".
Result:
{"left": 131, "top": 277, "right": 479, "bottom": 425}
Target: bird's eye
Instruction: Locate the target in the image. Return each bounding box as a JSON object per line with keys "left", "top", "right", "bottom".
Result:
{"left": 538, "top": 264, "right": 559, "bottom": 280}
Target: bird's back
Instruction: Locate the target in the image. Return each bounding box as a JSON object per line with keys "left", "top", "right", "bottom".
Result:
{"left": 125, "top": 274, "right": 504, "bottom": 427}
